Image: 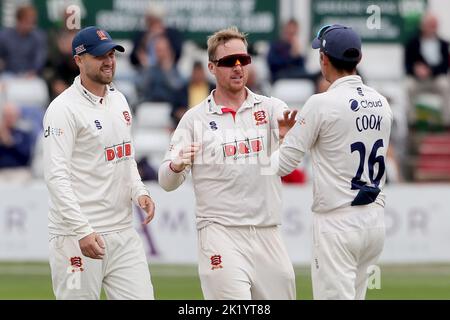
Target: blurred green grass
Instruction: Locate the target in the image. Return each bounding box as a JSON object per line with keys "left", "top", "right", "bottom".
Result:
{"left": 0, "top": 262, "right": 449, "bottom": 299}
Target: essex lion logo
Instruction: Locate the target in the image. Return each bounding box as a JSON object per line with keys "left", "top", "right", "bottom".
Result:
{"left": 210, "top": 254, "right": 223, "bottom": 270}
{"left": 123, "top": 111, "right": 131, "bottom": 125}
{"left": 97, "top": 30, "right": 108, "bottom": 41}
{"left": 253, "top": 110, "right": 267, "bottom": 126}
{"left": 70, "top": 256, "right": 84, "bottom": 273}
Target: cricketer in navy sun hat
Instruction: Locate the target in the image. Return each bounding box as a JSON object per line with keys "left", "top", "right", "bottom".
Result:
{"left": 72, "top": 26, "right": 125, "bottom": 57}
{"left": 312, "top": 24, "right": 362, "bottom": 62}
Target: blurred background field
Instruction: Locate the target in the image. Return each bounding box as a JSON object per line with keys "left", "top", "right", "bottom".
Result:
{"left": 1, "top": 263, "right": 449, "bottom": 300}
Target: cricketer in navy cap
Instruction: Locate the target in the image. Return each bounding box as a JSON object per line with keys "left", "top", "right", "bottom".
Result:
{"left": 312, "top": 24, "right": 362, "bottom": 62}
{"left": 72, "top": 26, "right": 125, "bottom": 57}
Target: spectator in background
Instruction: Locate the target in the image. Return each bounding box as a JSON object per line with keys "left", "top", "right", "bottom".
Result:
{"left": 44, "top": 29, "right": 79, "bottom": 100}
{"left": 405, "top": 12, "right": 450, "bottom": 126}
{"left": 0, "top": 102, "right": 33, "bottom": 182}
{"left": 0, "top": 4, "right": 47, "bottom": 77}
{"left": 130, "top": 6, "right": 183, "bottom": 70}
{"left": 44, "top": 10, "right": 79, "bottom": 100}
{"left": 267, "top": 19, "right": 307, "bottom": 83}
{"left": 49, "top": 30, "right": 80, "bottom": 99}
{"left": 186, "top": 61, "right": 215, "bottom": 108}
{"left": 171, "top": 61, "right": 215, "bottom": 127}
{"left": 137, "top": 157, "right": 158, "bottom": 181}
{"left": 139, "top": 35, "right": 186, "bottom": 118}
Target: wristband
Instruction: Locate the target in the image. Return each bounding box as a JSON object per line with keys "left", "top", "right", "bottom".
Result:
{"left": 169, "top": 161, "right": 183, "bottom": 173}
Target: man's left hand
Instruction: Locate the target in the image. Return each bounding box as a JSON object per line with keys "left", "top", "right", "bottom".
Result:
{"left": 138, "top": 195, "right": 155, "bottom": 225}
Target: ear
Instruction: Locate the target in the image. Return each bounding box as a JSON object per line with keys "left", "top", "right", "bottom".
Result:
{"left": 74, "top": 55, "right": 82, "bottom": 68}
{"left": 208, "top": 61, "right": 215, "bottom": 76}
{"left": 320, "top": 52, "right": 328, "bottom": 66}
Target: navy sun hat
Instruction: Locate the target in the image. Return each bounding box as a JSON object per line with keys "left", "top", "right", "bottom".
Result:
{"left": 72, "top": 26, "right": 125, "bottom": 57}
{"left": 312, "top": 24, "right": 362, "bottom": 62}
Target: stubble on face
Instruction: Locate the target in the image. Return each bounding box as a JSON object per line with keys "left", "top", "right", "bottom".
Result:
{"left": 90, "top": 63, "right": 114, "bottom": 85}
{"left": 84, "top": 52, "right": 116, "bottom": 85}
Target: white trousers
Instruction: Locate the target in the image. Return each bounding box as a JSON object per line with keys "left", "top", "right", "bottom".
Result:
{"left": 49, "top": 228, "right": 154, "bottom": 300}
{"left": 198, "top": 223, "right": 296, "bottom": 300}
{"left": 311, "top": 204, "right": 385, "bottom": 300}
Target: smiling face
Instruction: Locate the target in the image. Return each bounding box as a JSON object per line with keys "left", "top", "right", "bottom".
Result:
{"left": 208, "top": 38, "right": 249, "bottom": 94}
{"left": 76, "top": 49, "right": 116, "bottom": 85}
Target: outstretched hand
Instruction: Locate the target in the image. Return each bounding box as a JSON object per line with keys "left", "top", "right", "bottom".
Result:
{"left": 278, "top": 110, "right": 298, "bottom": 141}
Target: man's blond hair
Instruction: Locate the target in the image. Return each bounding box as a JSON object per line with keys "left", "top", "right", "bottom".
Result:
{"left": 207, "top": 26, "right": 248, "bottom": 61}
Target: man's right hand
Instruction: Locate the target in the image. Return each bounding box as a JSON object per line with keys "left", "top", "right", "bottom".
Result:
{"left": 414, "top": 62, "right": 431, "bottom": 80}
{"left": 170, "top": 143, "right": 201, "bottom": 172}
{"left": 79, "top": 232, "right": 105, "bottom": 260}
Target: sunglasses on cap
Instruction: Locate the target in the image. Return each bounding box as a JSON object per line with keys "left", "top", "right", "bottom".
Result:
{"left": 316, "top": 24, "right": 347, "bottom": 41}
{"left": 212, "top": 54, "right": 252, "bottom": 67}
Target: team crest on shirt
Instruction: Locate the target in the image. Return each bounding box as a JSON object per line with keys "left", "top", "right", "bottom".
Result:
{"left": 123, "top": 111, "right": 131, "bottom": 126}
{"left": 69, "top": 256, "right": 84, "bottom": 272}
{"left": 253, "top": 110, "right": 267, "bottom": 126}
{"left": 210, "top": 255, "right": 223, "bottom": 270}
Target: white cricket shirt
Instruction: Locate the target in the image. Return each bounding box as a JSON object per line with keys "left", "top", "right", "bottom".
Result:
{"left": 159, "top": 88, "right": 287, "bottom": 229}
{"left": 43, "top": 76, "right": 149, "bottom": 239}
{"left": 272, "top": 75, "right": 393, "bottom": 213}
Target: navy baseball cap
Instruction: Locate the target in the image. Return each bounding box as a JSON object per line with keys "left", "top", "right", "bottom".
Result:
{"left": 72, "top": 26, "right": 125, "bottom": 57}
{"left": 312, "top": 24, "right": 362, "bottom": 62}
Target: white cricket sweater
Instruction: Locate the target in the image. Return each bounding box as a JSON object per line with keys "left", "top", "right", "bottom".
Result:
{"left": 43, "top": 76, "right": 148, "bottom": 239}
